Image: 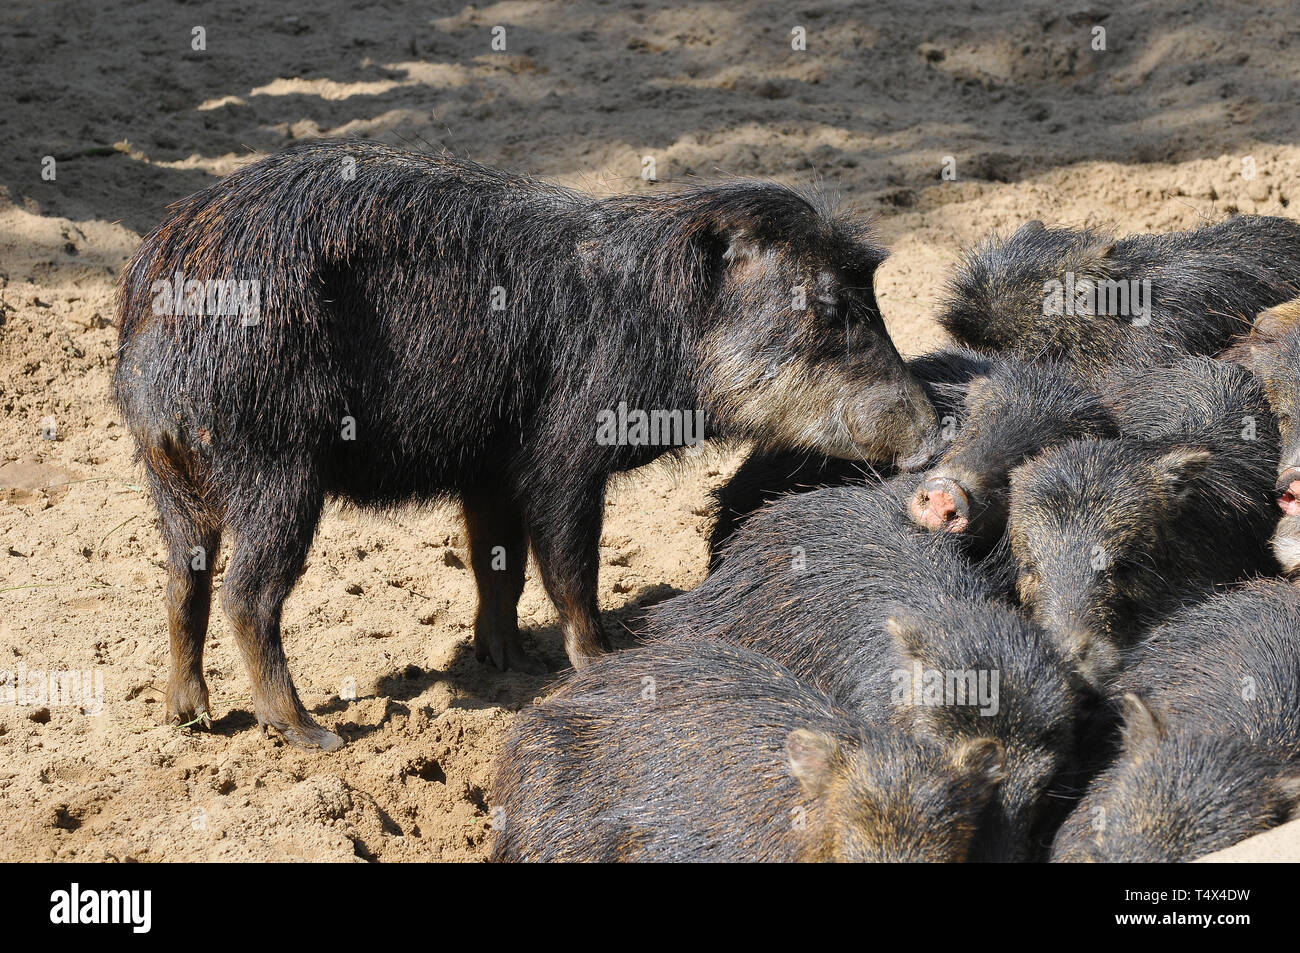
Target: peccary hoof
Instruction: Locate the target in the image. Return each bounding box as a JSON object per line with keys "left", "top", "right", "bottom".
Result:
{"left": 474, "top": 638, "right": 548, "bottom": 676}
{"left": 262, "top": 719, "right": 345, "bottom": 752}
{"left": 170, "top": 709, "right": 212, "bottom": 731}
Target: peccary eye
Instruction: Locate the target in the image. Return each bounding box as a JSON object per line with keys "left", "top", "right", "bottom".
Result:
{"left": 814, "top": 297, "right": 855, "bottom": 331}
{"left": 813, "top": 295, "right": 841, "bottom": 318}
{"left": 835, "top": 296, "right": 874, "bottom": 327}
{"left": 1108, "top": 560, "right": 1142, "bottom": 583}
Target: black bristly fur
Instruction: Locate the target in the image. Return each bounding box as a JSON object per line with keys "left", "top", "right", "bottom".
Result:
{"left": 113, "top": 138, "right": 934, "bottom": 749}
{"left": 941, "top": 217, "right": 1300, "bottom": 375}
{"left": 645, "top": 478, "right": 1088, "bottom": 862}
{"left": 490, "top": 637, "right": 1006, "bottom": 862}
{"left": 1053, "top": 580, "right": 1300, "bottom": 862}
{"left": 1009, "top": 358, "right": 1281, "bottom": 687}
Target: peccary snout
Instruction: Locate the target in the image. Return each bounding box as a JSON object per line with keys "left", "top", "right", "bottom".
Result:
{"left": 843, "top": 377, "right": 938, "bottom": 465}
{"left": 1276, "top": 467, "right": 1300, "bottom": 516}
{"left": 910, "top": 474, "right": 973, "bottom": 534}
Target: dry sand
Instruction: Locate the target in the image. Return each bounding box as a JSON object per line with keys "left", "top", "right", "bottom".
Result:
{"left": 3, "top": 0, "right": 1300, "bottom": 861}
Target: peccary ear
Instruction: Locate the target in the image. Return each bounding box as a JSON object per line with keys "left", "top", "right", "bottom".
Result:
{"left": 1119, "top": 693, "right": 1165, "bottom": 754}
{"left": 951, "top": 738, "right": 1006, "bottom": 789}
{"left": 1252, "top": 298, "right": 1300, "bottom": 340}
{"left": 886, "top": 615, "right": 947, "bottom": 734}
{"left": 1077, "top": 241, "right": 1119, "bottom": 289}
{"left": 720, "top": 230, "right": 761, "bottom": 268}
{"left": 884, "top": 614, "right": 928, "bottom": 661}
{"left": 1152, "top": 447, "right": 1212, "bottom": 501}
{"left": 962, "top": 375, "right": 991, "bottom": 406}
{"left": 1017, "top": 220, "right": 1046, "bottom": 236}
{"left": 1275, "top": 773, "right": 1300, "bottom": 819}
{"left": 786, "top": 728, "right": 840, "bottom": 797}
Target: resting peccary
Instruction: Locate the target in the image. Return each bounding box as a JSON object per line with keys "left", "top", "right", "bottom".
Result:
{"left": 1008, "top": 359, "right": 1279, "bottom": 684}
{"left": 113, "top": 139, "right": 936, "bottom": 749}
{"left": 716, "top": 352, "right": 1121, "bottom": 569}
{"left": 706, "top": 451, "right": 874, "bottom": 572}
{"left": 1052, "top": 580, "right": 1300, "bottom": 862}
{"left": 1224, "top": 297, "right": 1300, "bottom": 575}
{"left": 490, "top": 637, "right": 1006, "bottom": 862}
{"left": 709, "top": 346, "right": 993, "bottom": 568}
{"left": 646, "top": 479, "right": 1087, "bottom": 861}
{"left": 940, "top": 217, "right": 1300, "bottom": 376}
{"left": 911, "top": 356, "right": 1117, "bottom": 547}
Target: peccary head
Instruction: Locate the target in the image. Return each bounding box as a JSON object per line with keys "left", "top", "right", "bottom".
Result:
{"left": 910, "top": 358, "right": 1115, "bottom": 544}
{"left": 660, "top": 185, "right": 937, "bottom": 465}
{"left": 1008, "top": 438, "right": 1214, "bottom": 684}
{"left": 1228, "top": 298, "right": 1300, "bottom": 574}
{"left": 884, "top": 605, "right": 1093, "bottom": 861}
{"left": 1053, "top": 694, "right": 1300, "bottom": 862}
{"left": 788, "top": 727, "right": 1005, "bottom": 862}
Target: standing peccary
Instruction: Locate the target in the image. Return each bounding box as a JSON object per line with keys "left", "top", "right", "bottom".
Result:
{"left": 648, "top": 479, "right": 1088, "bottom": 861}
{"left": 1052, "top": 580, "right": 1300, "bottom": 863}
{"left": 490, "top": 637, "right": 1006, "bottom": 862}
{"left": 708, "top": 345, "right": 993, "bottom": 568}
{"left": 940, "top": 217, "right": 1300, "bottom": 375}
{"left": 113, "top": 140, "right": 936, "bottom": 750}
{"left": 1224, "top": 297, "right": 1300, "bottom": 575}
{"left": 1008, "top": 358, "right": 1279, "bottom": 685}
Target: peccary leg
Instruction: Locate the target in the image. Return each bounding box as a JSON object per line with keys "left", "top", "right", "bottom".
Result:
{"left": 526, "top": 477, "right": 612, "bottom": 668}
{"left": 218, "top": 465, "right": 341, "bottom": 751}
{"left": 165, "top": 531, "right": 220, "bottom": 727}
{"left": 146, "top": 464, "right": 221, "bottom": 729}
{"left": 463, "top": 492, "right": 544, "bottom": 675}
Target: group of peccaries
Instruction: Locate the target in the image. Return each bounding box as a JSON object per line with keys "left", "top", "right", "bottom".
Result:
{"left": 111, "top": 140, "right": 1300, "bottom": 862}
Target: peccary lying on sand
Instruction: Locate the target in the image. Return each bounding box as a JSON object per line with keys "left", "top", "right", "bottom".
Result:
{"left": 646, "top": 479, "right": 1088, "bottom": 860}
{"left": 1009, "top": 358, "right": 1279, "bottom": 684}
{"left": 491, "top": 637, "right": 1006, "bottom": 862}
{"left": 910, "top": 356, "right": 1117, "bottom": 546}
{"left": 1225, "top": 297, "right": 1300, "bottom": 576}
{"left": 940, "top": 217, "right": 1300, "bottom": 376}
{"left": 1052, "top": 580, "right": 1300, "bottom": 862}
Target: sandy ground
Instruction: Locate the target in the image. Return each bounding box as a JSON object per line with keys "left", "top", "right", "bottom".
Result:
{"left": 3, "top": 0, "right": 1300, "bottom": 861}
